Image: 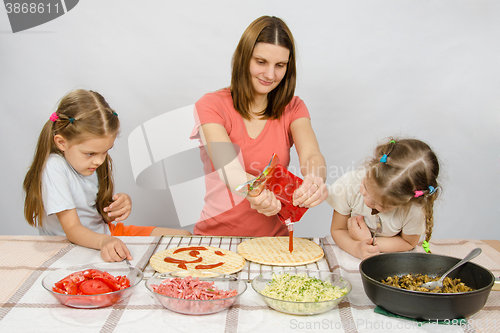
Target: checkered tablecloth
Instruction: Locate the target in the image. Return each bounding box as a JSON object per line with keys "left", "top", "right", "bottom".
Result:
{"left": 0, "top": 235, "right": 499, "bottom": 333}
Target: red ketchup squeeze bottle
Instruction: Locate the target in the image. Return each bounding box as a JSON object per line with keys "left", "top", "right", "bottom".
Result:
{"left": 236, "top": 154, "right": 308, "bottom": 253}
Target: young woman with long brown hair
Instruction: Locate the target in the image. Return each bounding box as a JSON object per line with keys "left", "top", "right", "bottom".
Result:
{"left": 191, "top": 16, "right": 328, "bottom": 236}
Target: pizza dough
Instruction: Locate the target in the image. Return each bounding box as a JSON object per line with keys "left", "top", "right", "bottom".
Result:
{"left": 150, "top": 246, "right": 246, "bottom": 274}
{"left": 237, "top": 237, "right": 324, "bottom": 266}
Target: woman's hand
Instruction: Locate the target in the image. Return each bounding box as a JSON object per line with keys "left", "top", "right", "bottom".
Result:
{"left": 247, "top": 189, "right": 281, "bottom": 216}
{"left": 347, "top": 215, "right": 372, "bottom": 241}
{"left": 100, "top": 236, "right": 133, "bottom": 262}
{"left": 104, "top": 193, "right": 132, "bottom": 222}
{"left": 292, "top": 174, "right": 327, "bottom": 208}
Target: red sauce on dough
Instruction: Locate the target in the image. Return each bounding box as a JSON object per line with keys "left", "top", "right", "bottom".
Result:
{"left": 214, "top": 251, "right": 225, "bottom": 256}
{"left": 178, "top": 263, "right": 187, "bottom": 270}
{"left": 164, "top": 257, "right": 203, "bottom": 264}
{"left": 173, "top": 246, "right": 208, "bottom": 254}
{"left": 189, "top": 250, "right": 200, "bottom": 257}
{"left": 289, "top": 230, "right": 293, "bottom": 253}
{"left": 194, "top": 262, "right": 225, "bottom": 269}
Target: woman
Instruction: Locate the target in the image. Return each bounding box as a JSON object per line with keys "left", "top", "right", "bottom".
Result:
{"left": 191, "top": 16, "right": 327, "bottom": 236}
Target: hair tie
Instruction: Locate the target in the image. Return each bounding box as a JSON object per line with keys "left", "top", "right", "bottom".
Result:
{"left": 414, "top": 190, "right": 424, "bottom": 198}
{"left": 112, "top": 112, "right": 118, "bottom": 116}
{"left": 379, "top": 139, "right": 395, "bottom": 163}
{"left": 69, "top": 118, "right": 75, "bottom": 124}
{"left": 422, "top": 240, "right": 431, "bottom": 253}
{"left": 428, "top": 186, "right": 437, "bottom": 195}
{"left": 49, "top": 112, "right": 58, "bottom": 122}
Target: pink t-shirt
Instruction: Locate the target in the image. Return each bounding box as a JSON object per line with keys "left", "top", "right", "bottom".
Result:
{"left": 190, "top": 88, "right": 310, "bottom": 236}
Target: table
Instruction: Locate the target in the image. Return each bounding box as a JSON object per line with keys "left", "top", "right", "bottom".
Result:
{"left": 1, "top": 236, "right": 499, "bottom": 333}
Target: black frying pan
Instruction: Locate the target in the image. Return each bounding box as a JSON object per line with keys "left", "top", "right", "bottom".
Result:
{"left": 359, "top": 252, "right": 495, "bottom": 320}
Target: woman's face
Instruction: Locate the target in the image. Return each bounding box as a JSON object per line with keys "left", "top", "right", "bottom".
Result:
{"left": 249, "top": 42, "right": 290, "bottom": 98}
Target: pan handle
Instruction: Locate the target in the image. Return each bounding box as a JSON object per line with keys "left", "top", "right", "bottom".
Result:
{"left": 493, "top": 278, "right": 500, "bottom": 291}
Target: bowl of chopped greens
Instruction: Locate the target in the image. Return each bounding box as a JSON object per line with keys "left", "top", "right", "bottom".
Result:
{"left": 251, "top": 270, "right": 351, "bottom": 315}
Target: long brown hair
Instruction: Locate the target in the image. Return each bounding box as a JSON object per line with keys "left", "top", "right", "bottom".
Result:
{"left": 23, "top": 89, "right": 120, "bottom": 227}
{"left": 231, "top": 15, "right": 296, "bottom": 120}
{"left": 365, "top": 138, "right": 440, "bottom": 244}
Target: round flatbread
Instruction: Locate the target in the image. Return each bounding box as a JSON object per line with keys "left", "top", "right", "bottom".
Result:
{"left": 237, "top": 237, "right": 324, "bottom": 266}
{"left": 150, "top": 246, "right": 246, "bottom": 274}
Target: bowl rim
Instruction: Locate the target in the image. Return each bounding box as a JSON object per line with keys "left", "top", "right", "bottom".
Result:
{"left": 42, "top": 262, "right": 144, "bottom": 297}
{"left": 251, "top": 269, "right": 352, "bottom": 304}
{"left": 359, "top": 252, "right": 495, "bottom": 296}
{"left": 145, "top": 273, "right": 247, "bottom": 302}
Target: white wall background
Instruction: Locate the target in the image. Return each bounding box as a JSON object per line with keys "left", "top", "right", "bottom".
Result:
{"left": 1, "top": 0, "right": 498, "bottom": 240}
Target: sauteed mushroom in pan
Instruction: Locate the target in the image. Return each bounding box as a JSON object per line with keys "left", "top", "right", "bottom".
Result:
{"left": 381, "top": 273, "right": 474, "bottom": 293}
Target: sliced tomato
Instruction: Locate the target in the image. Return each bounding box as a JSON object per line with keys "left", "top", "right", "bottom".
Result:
{"left": 52, "top": 286, "right": 67, "bottom": 294}
{"left": 83, "top": 269, "right": 104, "bottom": 279}
{"left": 117, "top": 276, "right": 130, "bottom": 289}
{"left": 63, "top": 280, "right": 80, "bottom": 295}
{"left": 94, "top": 277, "right": 120, "bottom": 292}
{"left": 79, "top": 279, "right": 113, "bottom": 295}
{"left": 53, "top": 269, "right": 131, "bottom": 297}
{"left": 101, "top": 271, "right": 118, "bottom": 281}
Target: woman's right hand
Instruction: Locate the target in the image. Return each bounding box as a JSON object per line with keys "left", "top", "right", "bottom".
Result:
{"left": 247, "top": 189, "right": 281, "bottom": 216}
{"left": 100, "top": 236, "right": 133, "bottom": 262}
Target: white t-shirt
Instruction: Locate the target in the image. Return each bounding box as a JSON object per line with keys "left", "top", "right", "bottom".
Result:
{"left": 326, "top": 169, "right": 426, "bottom": 237}
{"left": 39, "top": 154, "right": 110, "bottom": 236}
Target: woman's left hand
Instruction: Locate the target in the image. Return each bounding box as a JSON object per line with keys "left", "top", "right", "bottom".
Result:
{"left": 104, "top": 193, "right": 132, "bottom": 222}
{"left": 292, "top": 174, "right": 327, "bottom": 208}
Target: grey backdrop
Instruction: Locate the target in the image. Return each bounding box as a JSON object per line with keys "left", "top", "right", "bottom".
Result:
{"left": 1, "top": 0, "right": 498, "bottom": 240}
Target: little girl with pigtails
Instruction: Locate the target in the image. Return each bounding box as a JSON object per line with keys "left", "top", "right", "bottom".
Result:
{"left": 23, "top": 89, "right": 190, "bottom": 262}
{"left": 327, "top": 138, "right": 440, "bottom": 260}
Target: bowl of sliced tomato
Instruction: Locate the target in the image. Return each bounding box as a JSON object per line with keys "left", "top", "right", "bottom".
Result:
{"left": 42, "top": 262, "right": 143, "bottom": 309}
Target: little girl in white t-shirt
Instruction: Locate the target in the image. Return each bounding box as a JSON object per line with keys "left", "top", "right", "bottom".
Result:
{"left": 327, "top": 138, "right": 441, "bottom": 259}
{"left": 23, "top": 89, "right": 190, "bottom": 262}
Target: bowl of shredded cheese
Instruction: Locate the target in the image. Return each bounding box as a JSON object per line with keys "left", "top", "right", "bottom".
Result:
{"left": 251, "top": 270, "right": 351, "bottom": 315}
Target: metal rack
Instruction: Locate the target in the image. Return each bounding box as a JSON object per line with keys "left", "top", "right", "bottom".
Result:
{"left": 142, "top": 235, "right": 333, "bottom": 282}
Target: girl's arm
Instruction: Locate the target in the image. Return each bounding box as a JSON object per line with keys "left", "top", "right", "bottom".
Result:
{"left": 375, "top": 233, "right": 420, "bottom": 253}
{"left": 56, "top": 209, "right": 132, "bottom": 262}
{"left": 198, "top": 123, "right": 280, "bottom": 216}
{"left": 330, "top": 210, "right": 380, "bottom": 260}
{"left": 289, "top": 118, "right": 328, "bottom": 208}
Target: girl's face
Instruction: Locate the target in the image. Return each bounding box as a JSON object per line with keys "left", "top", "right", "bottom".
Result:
{"left": 360, "top": 178, "right": 396, "bottom": 213}
{"left": 54, "top": 134, "right": 116, "bottom": 176}
{"left": 249, "top": 42, "right": 289, "bottom": 99}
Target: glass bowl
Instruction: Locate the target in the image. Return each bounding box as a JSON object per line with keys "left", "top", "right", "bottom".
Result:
{"left": 251, "top": 270, "right": 351, "bottom": 315}
{"left": 42, "top": 262, "right": 143, "bottom": 309}
{"left": 145, "top": 271, "right": 247, "bottom": 315}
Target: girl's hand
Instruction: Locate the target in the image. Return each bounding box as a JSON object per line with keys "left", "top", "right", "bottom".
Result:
{"left": 347, "top": 215, "right": 372, "bottom": 241}
{"left": 357, "top": 239, "right": 380, "bottom": 259}
{"left": 292, "top": 174, "right": 327, "bottom": 208}
{"left": 100, "top": 236, "right": 133, "bottom": 262}
{"left": 247, "top": 189, "right": 281, "bottom": 216}
{"left": 104, "top": 193, "right": 132, "bottom": 222}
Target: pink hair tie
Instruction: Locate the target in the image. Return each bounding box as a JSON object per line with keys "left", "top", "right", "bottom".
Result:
{"left": 49, "top": 112, "right": 59, "bottom": 122}
{"left": 414, "top": 190, "right": 424, "bottom": 198}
